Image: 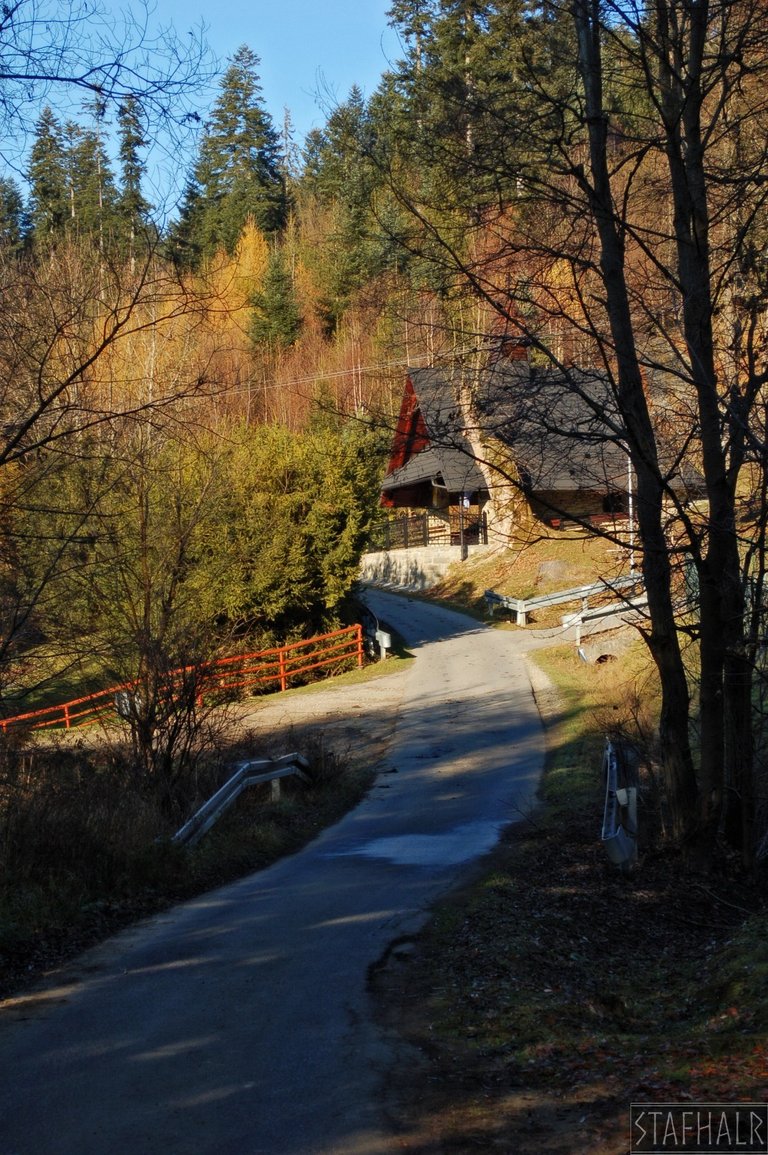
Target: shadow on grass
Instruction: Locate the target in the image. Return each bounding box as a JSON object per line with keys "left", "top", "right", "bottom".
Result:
{"left": 0, "top": 700, "right": 385, "bottom": 1000}
{"left": 368, "top": 644, "right": 768, "bottom": 1154}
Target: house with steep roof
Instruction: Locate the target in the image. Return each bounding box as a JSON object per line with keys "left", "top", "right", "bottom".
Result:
{"left": 377, "top": 361, "right": 704, "bottom": 548}
{"left": 379, "top": 370, "right": 490, "bottom": 547}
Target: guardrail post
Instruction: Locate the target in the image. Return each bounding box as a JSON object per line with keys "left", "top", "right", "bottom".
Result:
{"left": 517, "top": 599, "right": 527, "bottom": 626}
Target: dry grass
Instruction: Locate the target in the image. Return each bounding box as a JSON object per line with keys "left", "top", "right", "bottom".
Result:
{"left": 372, "top": 637, "right": 768, "bottom": 1154}
{"left": 427, "top": 529, "right": 633, "bottom": 626}
{"left": 0, "top": 722, "right": 376, "bottom": 999}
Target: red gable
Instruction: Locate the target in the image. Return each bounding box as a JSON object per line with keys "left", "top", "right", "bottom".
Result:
{"left": 386, "top": 374, "right": 430, "bottom": 474}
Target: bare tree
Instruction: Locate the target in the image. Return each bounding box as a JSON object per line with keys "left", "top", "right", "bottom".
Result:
{"left": 375, "top": 0, "right": 768, "bottom": 863}
{"left": 0, "top": 0, "right": 213, "bottom": 183}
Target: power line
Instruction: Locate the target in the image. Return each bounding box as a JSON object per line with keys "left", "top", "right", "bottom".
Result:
{"left": 203, "top": 343, "right": 490, "bottom": 402}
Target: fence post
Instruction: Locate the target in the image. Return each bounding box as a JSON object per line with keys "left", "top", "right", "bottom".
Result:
{"left": 279, "top": 646, "right": 288, "bottom": 692}
{"left": 64, "top": 703, "right": 71, "bottom": 729}
{"left": 355, "top": 623, "right": 364, "bottom": 668}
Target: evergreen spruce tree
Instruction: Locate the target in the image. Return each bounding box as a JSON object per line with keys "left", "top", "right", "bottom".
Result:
{"left": 27, "top": 107, "right": 69, "bottom": 243}
{"left": 250, "top": 247, "right": 303, "bottom": 349}
{"left": 384, "top": 0, "right": 545, "bottom": 210}
{"left": 387, "top": 0, "right": 436, "bottom": 64}
{"left": 298, "top": 87, "right": 384, "bottom": 331}
{"left": 117, "top": 97, "right": 153, "bottom": 259}
{"left": 280, "top": 107, "right": 303, "bottom": 190}
{"left": 27, "top": 105, "right": 120, "bottom": 248}
{"left": 172, "top": 45, "right": 287, "bottom": 264}
{"left": 0, "top": 178, "right": 27, "bottom": 253}
{"left": 66, "top": 122, "right": 119, "bottom": 242}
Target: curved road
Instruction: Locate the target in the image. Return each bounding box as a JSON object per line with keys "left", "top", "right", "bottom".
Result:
{"left": 0, "top": 590, "right": 547, "bottom": 1155}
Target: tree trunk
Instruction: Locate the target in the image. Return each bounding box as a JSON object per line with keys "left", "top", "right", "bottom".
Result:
{"left": 656, "top": 0, "right": 755, "bottom": 863}
{"left": 573, "top": 0, "right": 699, "bottom": 838}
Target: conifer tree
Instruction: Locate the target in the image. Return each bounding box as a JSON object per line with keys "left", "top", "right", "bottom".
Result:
{"left": 172, "top": 45, "right": 287, "bottom": 265}
{"left": 65, "top": 121, "right": 119, "bottom": 242}
{"left": 26, "top": 107, "right": 68, "bottom": 243}
{"left": 250, "top": 247, "right": 303, "bottom": 349}
{"left": 298, "top": 87, "right": 387, "bottom": 331}
{"left": 26, "top": 106, "right": 121, "bottom": 247}
{"left": 117, "top": 97, "right": 152, "bottom": 258}
{"left": 0, "top": 178, "right": 27, "bottom": 253}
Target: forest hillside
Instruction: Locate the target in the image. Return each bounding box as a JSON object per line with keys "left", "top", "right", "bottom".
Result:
{"left": 0, "top": 0, "right": 766, "bottom": 919}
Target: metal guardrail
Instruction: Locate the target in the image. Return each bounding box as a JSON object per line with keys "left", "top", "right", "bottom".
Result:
{"left": 485, "top": 574, "right": 643, "bottom": 626}
{"left": 172, "top": 753, "right": 311, "bottom": 847}
{"left": 359, "top": 605, "right": 393, "bottom": 661}
{"left": 562, "top": 594, "right": 649, "bottom": 645}
{"left": 581, "top": 594, "right": 648, "bottom": 621}
{"left": 601, "top": 738, "right": 638, "bottom": 870}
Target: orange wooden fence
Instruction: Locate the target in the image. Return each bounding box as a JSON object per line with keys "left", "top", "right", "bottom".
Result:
{"left": 0, "top": 624, "right": 364, "bottom": 734}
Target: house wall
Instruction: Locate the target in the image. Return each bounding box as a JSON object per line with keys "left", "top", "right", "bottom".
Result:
{"left": 529, "top": 489, "right": 629, "bottom": 524}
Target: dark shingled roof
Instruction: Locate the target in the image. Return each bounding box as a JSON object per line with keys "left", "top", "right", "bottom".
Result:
{"left": 473, "top": 363, "right": 631, "bottom": 491}
{"left": 380, "top": 445, "right": 488, "bottom": 494}
{"left": 473, "top": 361, "right": 705, "bottom": 495}
{"left": 381, "top": 367, "right": 488, "bottom": 495}
{"left": 382, "top": 362, "right": 705, "bottom": 500}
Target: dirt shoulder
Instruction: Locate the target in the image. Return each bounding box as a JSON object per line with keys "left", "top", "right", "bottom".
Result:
{"left": 367, "top": 653, "right": 768, "bottom": 1154}
{"left": 233, "top": 664, "right": 409, "bottom": 769}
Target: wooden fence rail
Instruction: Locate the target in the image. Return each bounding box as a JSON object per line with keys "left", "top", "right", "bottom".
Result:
{"left": 368, "top": 507, "right": 488, "bottom": 551}
{"left": 0, "top": 624, "right": 364, "bottom": 734}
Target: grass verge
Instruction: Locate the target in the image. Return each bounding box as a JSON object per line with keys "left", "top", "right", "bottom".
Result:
{"left": 372, "top": 639, "right": 768, "bottom": 1154}
{"left": 0, "top": 642, "right": 411, "bottom": 1001}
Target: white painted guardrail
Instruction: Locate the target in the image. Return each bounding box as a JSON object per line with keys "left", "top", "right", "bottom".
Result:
{"left": 601, "top": 738, "right": 638, "bottom": 870}
{"left": 485, "top": 574, "right": 643, "bottom": 626}
{"left": 172, "top": 753, "right": 311, "bottom": 847}
{"left": 562, "top": 593, "right": 649, "bottom": 645}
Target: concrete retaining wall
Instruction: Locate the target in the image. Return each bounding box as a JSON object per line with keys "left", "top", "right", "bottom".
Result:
{"left": 359, "top": 545, "right": 493, "bottom": 591}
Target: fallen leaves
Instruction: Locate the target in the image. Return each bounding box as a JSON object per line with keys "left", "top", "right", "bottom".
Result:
{"left": 372, "top": 790, "right": 768, "bottom": 1153}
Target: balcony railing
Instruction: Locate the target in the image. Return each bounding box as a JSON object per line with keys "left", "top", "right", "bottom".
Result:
{"left": 368, "top": 507, "right": 487, "bottom": 551}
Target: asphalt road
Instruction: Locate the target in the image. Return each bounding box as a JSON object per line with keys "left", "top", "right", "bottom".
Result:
{"left": 0, "top": 590, "right": 546, "bottom": 1155}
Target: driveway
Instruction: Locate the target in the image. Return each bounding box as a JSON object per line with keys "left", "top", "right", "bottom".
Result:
{"left": 0, "top": 590, "right": 547, "bottom": 1155}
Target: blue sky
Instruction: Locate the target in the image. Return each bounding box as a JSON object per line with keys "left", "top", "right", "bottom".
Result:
{"left": 5, "top": 1, "right": 402, "bottom": 210}
{"left": 162, "top": 0, "right": 401, "bottom": 142}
